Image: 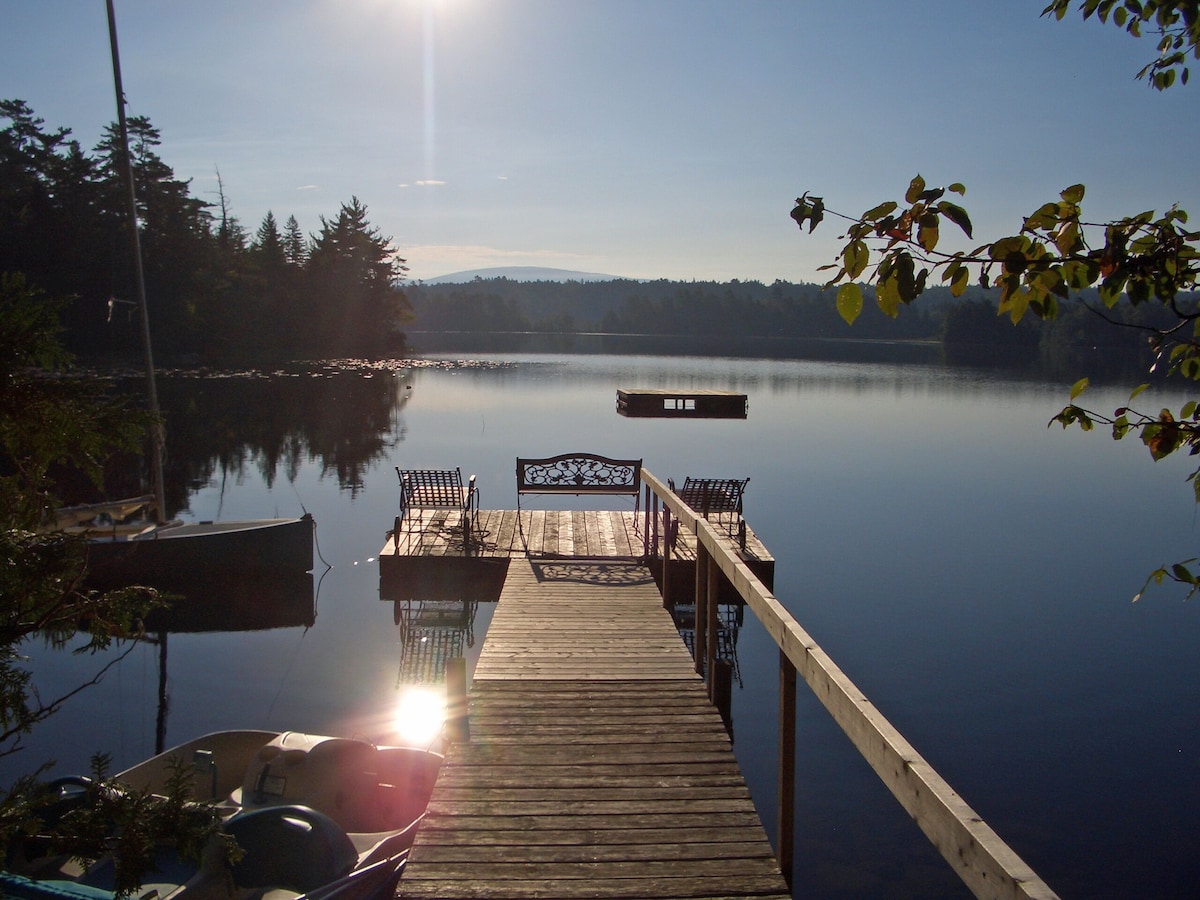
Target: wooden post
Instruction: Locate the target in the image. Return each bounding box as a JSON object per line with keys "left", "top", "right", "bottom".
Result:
{"left": 662, "top": 504, "right": 672, "bottom": 604}
{"left": 445, "top": 657, "right": 469, "bottom": 743}
{"left": 644, "top": 484, "right": 652, "bottom": 558}
{"left": 713, "top": 658, "right": 733, "bottom": 739}
{"left": 778, "top": 648, "right": 796, "bottom": 889}
{"left": 706, "top": 555, "right": 720, "bottom": 700}
{"left": 693, "top": 542, "right": 708, "bottom": 676}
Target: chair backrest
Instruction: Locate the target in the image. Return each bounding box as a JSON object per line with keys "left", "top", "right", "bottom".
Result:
{"left": 676, "top": 477, "right": 749, "bottom": 516}
{"left": 397, "top": 468, "right": 465, "bottom": 509}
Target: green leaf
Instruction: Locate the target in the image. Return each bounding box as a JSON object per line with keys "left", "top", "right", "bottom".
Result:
{"left": 863, "top": 201, "right": 898, "bottom": 222}
{"left": 950, "top": 265, "right": 970, "bottom": 297}
{"left": 1070, "top": 377, "right": 1090, "bottom": 400}
{"left": 917, "top": 213, "right": 940, "bottom": 252}
{"left": 1060, "top": 184, "right": 1086, "bottom": 204}
{"left": 1055, "top": 221, "right": 1081, "bottom": 255}
{"left": 836, "top": 282, "right": 863, "bottom": 325}
{"left": 876, "top": 276, "right": 901, "bottom": 318}
{"left": 936, "top": 201, "right": 973, "bottom": 239}
{"left": 905, "top": 175, "right": 926, "bottom": 204}
{"left": 948, "top": 182, "right": 966, "bottom": 195}
{"left": 893, "top": 251, "right": 918, "bottom": 303}
{"left": 1129, "top": 383, "right": 1149, "bottom": 401}
{"left": 843, "top": 240, "right": 869, "bottom": 279}
{"left": 807, "top": 197, "right": 825, "bottom": 232}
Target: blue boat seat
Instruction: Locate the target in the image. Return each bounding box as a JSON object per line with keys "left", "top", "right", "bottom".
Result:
{"left": 225, "top": 805, "right": 357, "bottom": 895}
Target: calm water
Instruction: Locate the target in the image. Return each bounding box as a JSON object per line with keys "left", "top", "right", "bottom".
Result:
{"left": 7, "top": 349, "right": 1200, "bottom": 898}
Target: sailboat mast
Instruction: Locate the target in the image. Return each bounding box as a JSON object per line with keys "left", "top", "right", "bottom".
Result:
{"left": 105, "top": 0, "right": 166, "bottom": 524}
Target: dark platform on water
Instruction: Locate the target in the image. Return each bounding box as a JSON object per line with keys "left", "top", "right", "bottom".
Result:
{"left": 378, "top": 509, "right": 773, "bottom": 604}
{"left": 616, "top": 388, "right": 747, "bottom": 418}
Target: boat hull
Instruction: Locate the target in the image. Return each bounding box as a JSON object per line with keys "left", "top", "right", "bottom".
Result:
{"left": 85, "top": 515, "right": 315, "bottom": 590}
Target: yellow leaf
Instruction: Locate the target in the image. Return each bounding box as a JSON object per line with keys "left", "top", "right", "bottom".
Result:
{"left": 836, "top": 283, "right": 863, "bottom": 325}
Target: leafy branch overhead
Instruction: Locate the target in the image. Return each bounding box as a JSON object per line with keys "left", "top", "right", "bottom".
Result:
{"left": 793, "top": 176, "right": 1200, "bottom": 596}
{"left": 1042, "top": 0, "right": 1200, "bottom": 89}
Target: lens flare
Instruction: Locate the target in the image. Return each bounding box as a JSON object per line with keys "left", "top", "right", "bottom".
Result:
{"left": 393, "top": 686, "right": 446, "bottom": 747}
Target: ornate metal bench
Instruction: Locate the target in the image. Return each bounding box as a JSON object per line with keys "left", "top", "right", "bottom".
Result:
{"left": 669, "top": 476, "right": 749, "bottom": 548}
{"left": 515, "top": 453, "right": 642, "bottom": 511}
{"left": 515, "top": 453, "right": 643, "bottom": 557}
{"left": 394, "top": 467, "right": 479, "bottom": 546}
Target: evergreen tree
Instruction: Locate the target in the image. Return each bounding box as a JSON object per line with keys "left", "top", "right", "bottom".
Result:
{"left": 304, "top": 197, "right": 411, "bottom": 356}
{"left": 93, "top": 115, "right": 212, "bottom": 354}
{"left": 253, "top": 211, "right": 285, "bottom": 269}
{"left": 282, "top": 214, "right": 307, "bottom": 267}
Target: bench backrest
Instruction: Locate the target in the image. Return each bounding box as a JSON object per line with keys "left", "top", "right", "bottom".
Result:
{"left": 397, "top": 467, "right": 467, "bottom": 509}
{"left": 516, "top": 453, "right": 642, "bottom": 496}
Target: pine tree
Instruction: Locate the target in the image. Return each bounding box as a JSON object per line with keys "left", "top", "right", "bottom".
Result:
{"left": 282, "top": 214, "right": 307, "bottom": 267}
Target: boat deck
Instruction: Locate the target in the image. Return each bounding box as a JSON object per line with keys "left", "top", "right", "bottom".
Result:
{"left": 395, "top": 558, "right": 791, "bottom": 899}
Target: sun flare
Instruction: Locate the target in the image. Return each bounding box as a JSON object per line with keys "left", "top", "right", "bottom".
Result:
{"left": 392, "top": 686, "right": 446, "bottom": 747}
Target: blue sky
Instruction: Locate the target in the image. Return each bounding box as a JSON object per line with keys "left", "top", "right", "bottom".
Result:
{"left": 3, "top": 0, "right": 1197, "bottom": 283}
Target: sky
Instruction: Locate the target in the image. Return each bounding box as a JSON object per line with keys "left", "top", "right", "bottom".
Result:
{"left": 2, "top": 0, "right": 1198, "bottom": 284}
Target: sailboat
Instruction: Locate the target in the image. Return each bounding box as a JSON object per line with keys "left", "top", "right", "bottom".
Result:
{"left": 72, "top": 0, "right": 315, "bottom": 587}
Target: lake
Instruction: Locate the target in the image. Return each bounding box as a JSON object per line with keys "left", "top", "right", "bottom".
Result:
{"left": 6, "top": 343, "right": 1199, "bottom": 898}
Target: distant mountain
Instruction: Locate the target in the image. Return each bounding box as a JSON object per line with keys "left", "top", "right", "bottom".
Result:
{"left": 418, "top": 266, "right": 626, "bottom": 284}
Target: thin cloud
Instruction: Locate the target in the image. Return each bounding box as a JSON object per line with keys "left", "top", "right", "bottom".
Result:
{"left": 415, "top": 179, "right": 446, "bottom": 187}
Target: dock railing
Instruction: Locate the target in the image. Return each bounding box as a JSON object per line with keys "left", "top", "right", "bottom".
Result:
{"left": 641, "top": 469, "right": 1059, "bottom": 900}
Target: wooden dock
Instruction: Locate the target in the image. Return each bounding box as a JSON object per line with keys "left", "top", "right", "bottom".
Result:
{"left": 378, "top": 509, "right": 774, "bottom": 603}
{"left": 396, "top": 558, "right": 791, "bottom": 899}
{"left": 616, "top": 388, "right": 748, "bottom": 418}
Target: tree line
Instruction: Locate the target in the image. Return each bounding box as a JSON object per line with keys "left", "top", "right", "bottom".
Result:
{"left": 0, "top": 100, "right": 412, "bottom": 363}
{"left": 407, "top": 275, "right": 1176, "bottom": 365}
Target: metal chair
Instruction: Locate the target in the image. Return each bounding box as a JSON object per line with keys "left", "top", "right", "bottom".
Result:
{"left": 394, "top": 467, "right": 479, "bottom": 549}
{"left": 670, "top": 476, "right": 749, "bottom": 549}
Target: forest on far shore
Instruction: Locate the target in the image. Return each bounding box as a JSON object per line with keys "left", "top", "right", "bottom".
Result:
{"left": 2, "top": 98, "right": 1178, "bottom": 369}
{"left": 1, "top": 100, "right": 411, "bottom": 363}
{"left": 407, "top": 276, "right": 1175, "bottom": 364}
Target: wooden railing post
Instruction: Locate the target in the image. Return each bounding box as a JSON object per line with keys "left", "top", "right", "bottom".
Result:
{"left": 778, "top": 648, "right": 796, "bottom": 888}
{"left": 706, "top": 555, "right": 719, "bottom": 699}
{"left": 662, "top": 503, "right": 672, "bottom": 604}
{"left": 694, "top": 541, "right": 708, "bottom": 676}
{"left": 644, "top": 483, "right": 652, "bottom": 558}
{"left": 713, "top": 658, "right": 733, "bottom": 738}
{"left": 445, "top": 657, "right": 469, "bottom": 744}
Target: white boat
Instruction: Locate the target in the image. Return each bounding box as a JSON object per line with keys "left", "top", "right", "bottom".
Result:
{"left": 47, "top": 496, "right": 316, "bottom": 589}
{"left": 82, "top": 514, "right": 317, "bottom": 588}
{"left": 8, "top": 730, "right": 443, "bottom": 900}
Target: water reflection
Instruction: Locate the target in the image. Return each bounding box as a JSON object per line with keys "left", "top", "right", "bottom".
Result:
{"left": 668, "top": 601, "right": 744, "bottom": 688}
{"left": 392, "top": 598, "right": 477, "bottom": 686}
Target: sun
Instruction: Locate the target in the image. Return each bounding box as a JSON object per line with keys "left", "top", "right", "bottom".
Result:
{"left": 392, "top": 686, "right": 446, "bottom": 747}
